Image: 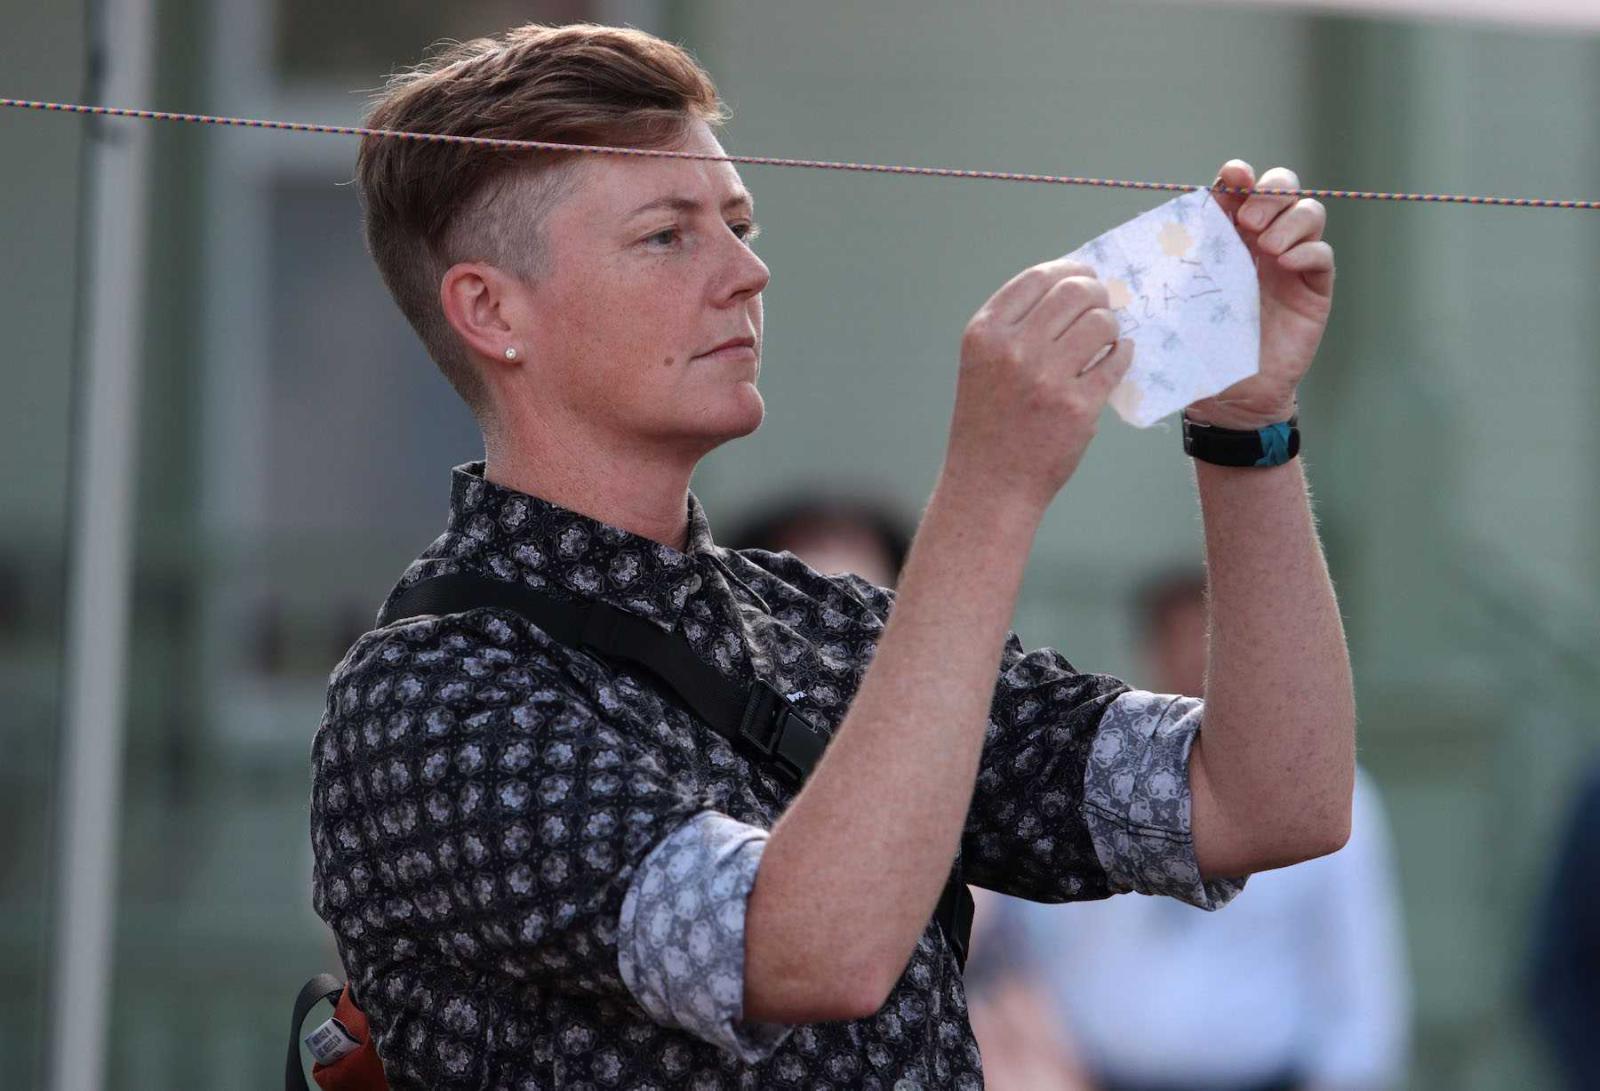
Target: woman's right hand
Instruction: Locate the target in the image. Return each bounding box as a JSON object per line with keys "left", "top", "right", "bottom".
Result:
{"left": 944, "top": 258, "right": 1133, "bottom": 513}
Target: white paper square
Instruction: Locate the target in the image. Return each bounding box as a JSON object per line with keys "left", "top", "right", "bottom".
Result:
{"left": 1065, "top": 189, "right": 1260, "bottom": 428}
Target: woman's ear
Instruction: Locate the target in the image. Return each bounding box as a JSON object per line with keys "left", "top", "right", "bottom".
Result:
{"left": 439, "top": 262, "right": 527, "bottom": 365}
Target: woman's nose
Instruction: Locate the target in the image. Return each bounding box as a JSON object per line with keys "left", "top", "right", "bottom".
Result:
{"left": 720, "top": 230, "right": 770, "bottom": 301}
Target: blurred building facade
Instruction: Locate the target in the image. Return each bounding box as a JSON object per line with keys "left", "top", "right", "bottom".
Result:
{"left": 1, "top": 0, "right": 1597, "bottom": 1087}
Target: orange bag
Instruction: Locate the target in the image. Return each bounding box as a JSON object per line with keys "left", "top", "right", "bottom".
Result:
{"left": 289, "top": 977, "right": 389, "bottom": 1091}
{"left": 311, "top": 986, "right": 389, "bottom": 1090}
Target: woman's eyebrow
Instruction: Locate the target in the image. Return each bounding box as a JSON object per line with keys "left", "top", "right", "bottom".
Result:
{"left": 625, "top": 191, "right": 756, "bottom": 219}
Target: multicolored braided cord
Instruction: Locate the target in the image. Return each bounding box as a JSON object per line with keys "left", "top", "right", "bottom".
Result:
{"left": 3, "top": 97, "right": 1597, "bottom": 210}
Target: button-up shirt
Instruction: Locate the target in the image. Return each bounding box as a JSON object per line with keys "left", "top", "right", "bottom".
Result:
{"left": 309, "top": 462, "right": 1241, "bottom": 1089}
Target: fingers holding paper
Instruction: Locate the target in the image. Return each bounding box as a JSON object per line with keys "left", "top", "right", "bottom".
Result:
{"left": 1186, "top": 159, "right": 1337, "bottom": 430}
{"left": 1219, "top": 160, "right": 1336, "bottom": 306}
{"left": 947, "top": 259, "right": 1134, "bottom": 510}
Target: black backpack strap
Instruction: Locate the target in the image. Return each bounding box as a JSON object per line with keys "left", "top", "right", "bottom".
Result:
{"left": 381, "top": 571, "right": 971, "bottom": 970}
{"left": 382, "top": 573, "right": 830, "bottom": 786}
{"left": 286, "top": 973, "right": 344, "bottom": 1091}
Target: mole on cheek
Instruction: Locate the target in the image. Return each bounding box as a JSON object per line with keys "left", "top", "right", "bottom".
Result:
{"left": 663, "top": 355, "right": 676, "bottom": 367}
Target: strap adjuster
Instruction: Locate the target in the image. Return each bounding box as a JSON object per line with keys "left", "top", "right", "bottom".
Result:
{"left": 737, "top": 681, "right": 784, "bottom": 754}
{"left": 935, "top": 880, "right": 975, "bottom": 971}
{"left": 738, "top": 681, "right": 827, "bottom": 785}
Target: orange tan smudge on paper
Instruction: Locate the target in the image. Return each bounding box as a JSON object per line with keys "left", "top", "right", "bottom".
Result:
{"left": 1158, "top": 221, "right": 1194, "bottom": 258}
{"left": 1112, "top": 383, "right": 1146, "bottom": 420}
{"left": 1106, "top": 278, "right": 1133, "bottom": 310}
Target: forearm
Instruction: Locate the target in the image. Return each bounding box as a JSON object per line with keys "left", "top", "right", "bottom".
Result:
{"left": 1190, "top": 456, "right": 1354, "bottom": 877}
{"left": 744, "top": 467, "right": 1040, "bottom": 1021}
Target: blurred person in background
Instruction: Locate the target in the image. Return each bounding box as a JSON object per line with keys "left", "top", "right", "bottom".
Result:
{"left": 1527, "top": 762, "right": 1600, "bottom": 1090}
{"left": 723, "top": 493, "right": 912, "bottom": 588}
{"left": 967, "top": 568, "right": 1411, "bottom": 1091}
{"left": 309, "top": 20, "right": 1356, "bottom": 1088}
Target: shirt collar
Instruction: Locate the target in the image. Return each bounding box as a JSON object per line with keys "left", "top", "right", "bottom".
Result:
{"left": 442, "top": 461, "right": 715, "bottom": 629}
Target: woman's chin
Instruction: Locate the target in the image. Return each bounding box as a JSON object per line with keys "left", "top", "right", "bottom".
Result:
{"left": 649, "top": 388, "right": 763, "bottom": 454}
{"left": 705, "top": 383, "right": 766, "bottom": 439}
{"left": 732, "top": 383, "right": 766, "bottom": 433}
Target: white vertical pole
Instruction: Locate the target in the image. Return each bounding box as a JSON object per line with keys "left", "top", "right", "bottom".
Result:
{"left": 47, "top": 0, "right": 155, "bottom": 1086}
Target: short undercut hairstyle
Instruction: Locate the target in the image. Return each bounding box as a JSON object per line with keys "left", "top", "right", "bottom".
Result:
{"left": 357, "top": 24, "right": 727, "bottom": 422}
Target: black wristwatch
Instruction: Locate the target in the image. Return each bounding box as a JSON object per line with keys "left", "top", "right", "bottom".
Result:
{"left": 1182, "top": 414, "right": 1300, "bottom": 467}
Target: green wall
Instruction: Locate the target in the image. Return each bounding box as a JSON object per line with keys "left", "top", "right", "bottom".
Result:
{"left": 0, "top": 2, "right": 87, "bottom": 1086}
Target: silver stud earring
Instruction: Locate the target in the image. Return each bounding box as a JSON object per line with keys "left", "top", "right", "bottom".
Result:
{"left": 504, "top": 346, "right": 518, "bottom": 361}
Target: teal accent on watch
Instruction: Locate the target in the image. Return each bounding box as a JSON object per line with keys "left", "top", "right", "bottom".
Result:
{"left": 1254, "top": 421, "right": 1294, "bottom": 466}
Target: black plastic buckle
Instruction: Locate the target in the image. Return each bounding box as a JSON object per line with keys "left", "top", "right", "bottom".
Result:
{"left": 738, "top": 681, "right": 826, "bottom": 786}
{"left": 935, "top": 880, "right": 975, "bottom": 972}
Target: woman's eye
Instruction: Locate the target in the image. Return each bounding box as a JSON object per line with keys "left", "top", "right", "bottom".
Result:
{"left": 644, "top": 222, "right": 759, "bottom": 248}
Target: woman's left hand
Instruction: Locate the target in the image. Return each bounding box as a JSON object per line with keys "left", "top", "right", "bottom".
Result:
{"left": 1185, "top": 159, "right": 1335, "bottom": 430}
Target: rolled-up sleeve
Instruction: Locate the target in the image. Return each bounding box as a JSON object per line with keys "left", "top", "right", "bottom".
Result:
{"left": 1082, "top": 690, "right": 1244, "bottom": 909}
{"left": 617, "top": 810, "right": 793, "bottom": 1062}
{"left": 827, "top": 575, "right": 1241, "bottom": 912}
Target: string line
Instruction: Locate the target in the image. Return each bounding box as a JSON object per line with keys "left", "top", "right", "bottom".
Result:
{"left": 4, "top": 96, "right": 1597, "bottom": 211}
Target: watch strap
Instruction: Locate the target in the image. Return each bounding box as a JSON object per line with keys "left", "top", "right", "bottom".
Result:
{"left": 1182, "top": 414, "right": 1300, "bottom": 467}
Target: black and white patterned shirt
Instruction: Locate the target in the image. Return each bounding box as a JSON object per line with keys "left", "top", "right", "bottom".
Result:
{"left": 309, "top": 462, "right": 1242, "bottom": 1089}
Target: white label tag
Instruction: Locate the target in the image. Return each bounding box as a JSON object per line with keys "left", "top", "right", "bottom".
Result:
{"left": 304, "top": 1016, "right": 362, "bottom": 1066}
{"left": 1065, "top": 188, "right": 1261, "bottom": 428}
